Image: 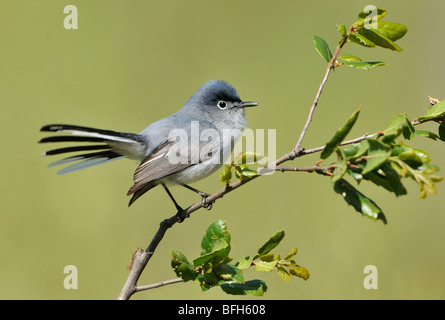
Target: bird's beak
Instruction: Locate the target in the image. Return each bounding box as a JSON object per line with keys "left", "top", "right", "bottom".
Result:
{"left": 239, "top": 101, "right": 259, "bottom": 108}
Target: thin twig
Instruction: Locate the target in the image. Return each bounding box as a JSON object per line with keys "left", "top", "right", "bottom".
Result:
{"left": 275, "top": 165, "right": 334, "bottom": 172}
{"left": 293, "top": 29, "right": 351, "bottom": 155}
{"left": 135, "top": 278, "right": 184, "bottom": 293}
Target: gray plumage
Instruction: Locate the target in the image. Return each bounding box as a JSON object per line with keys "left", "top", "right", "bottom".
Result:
{"left": 40, "top": 80, "right": 258, "bottom": 207}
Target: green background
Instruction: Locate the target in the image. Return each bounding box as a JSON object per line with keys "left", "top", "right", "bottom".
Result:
{"left": 1, "top": 0, "right": 444, "bottom": 299}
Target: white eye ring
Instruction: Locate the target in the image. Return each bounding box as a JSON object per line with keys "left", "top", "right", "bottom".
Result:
{"left": 217, "top": 100, "right": 227, "bottom": 109}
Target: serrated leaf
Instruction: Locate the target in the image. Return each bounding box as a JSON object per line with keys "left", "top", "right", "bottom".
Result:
{"left": 343, "top": 61, "right": 387, "bottom": 70}
{"left": 257, "top": 230, "right": 285, "bottom": 256}
{"left": 418, "top": 99, "right": 445, "bottom": 121}
{"left": 338, "top": 54, "right": 362, "bottom": 62}
{"left": 337, "top": 24, "right": 347, "bottom": 39}
{"left": 361, "top": 139, "right": 392, "bottom": 174}
{"left": 348, "top": 32, "right": 376, "bottom": 47}
{"left": 321, "top": 107, "right": 361, "bottom": 159}
{"left": 333, "top": 179, "right": 387, "bottom": 224}
{"left": 357, "top": 7, "right": 387, "bottom": 26}
{"left": 220, "top": 279, "right": 267, "bottom": 296}
{"left": 170, "top": 250, "right": 199, "bottom": 282}
{"left": 313, "top": 35, "right": 333, "bottom": 62}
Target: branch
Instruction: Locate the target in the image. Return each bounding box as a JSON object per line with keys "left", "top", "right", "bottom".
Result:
{"left": 135, "top": 278, "right": 184, "bottom": 293}
{"left": 275, "top": 165, "right": 335, "bottom": 172}
{"left": 116, "top": 21, "right": 433, "bottom": 298}
{"left": 117, "top": 108, "right": 432, "bottom": 299}
{"left": 293, "top": 29, "right": 350, "bottom": 154}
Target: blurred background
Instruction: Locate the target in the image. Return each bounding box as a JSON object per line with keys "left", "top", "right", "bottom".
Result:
{"left": 1, "top": 0, "right": 444, "bottom": 299}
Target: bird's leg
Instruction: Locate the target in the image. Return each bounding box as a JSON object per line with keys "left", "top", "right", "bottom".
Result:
{"left": 161, "top": 183, "right": 188, "bottom": 222}
{"left": 180, "top": 183, "right": 214, "bottom": 210}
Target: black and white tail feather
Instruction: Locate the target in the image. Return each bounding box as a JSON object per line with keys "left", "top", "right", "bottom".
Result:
{"left": 40, "top": 124, "right": 146, "bottom": 174}
{"left": 39, "top": 124, "right": 152, "bottom": 205}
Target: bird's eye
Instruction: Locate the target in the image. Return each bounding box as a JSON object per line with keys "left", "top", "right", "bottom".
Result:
{"left": 217, "top": 100, "right": 227, "bottom": 109}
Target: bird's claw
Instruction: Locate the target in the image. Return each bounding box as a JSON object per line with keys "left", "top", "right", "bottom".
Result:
{"left": 201, "top": 194, "right": 214, "bottom": 210}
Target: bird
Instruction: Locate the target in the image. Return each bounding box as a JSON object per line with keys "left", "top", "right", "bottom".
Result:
{"left": 39, "top": 80, "right": 258, "bottom": 215}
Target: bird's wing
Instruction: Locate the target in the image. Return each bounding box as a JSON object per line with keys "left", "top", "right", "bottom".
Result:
{"left": 127, "top": 136, "right": 221, "bottom": 199}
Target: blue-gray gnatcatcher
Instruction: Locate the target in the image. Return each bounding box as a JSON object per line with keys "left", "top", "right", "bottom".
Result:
{"left": 40, "top": 80, "right": 258, "bottom": 213}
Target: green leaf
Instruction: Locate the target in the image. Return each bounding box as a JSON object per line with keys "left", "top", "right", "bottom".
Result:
{"left": 337, "top": 24, "right": 347, "bottom": 39}
{"left": 392, "top": 144, "right": 431, "bottom": 166}
{"left": 194, "top": 220, "right": 232, "bottom": 267}
{"left": 289, "top": 265, "right": 310, "bottom": 280}
{"left": 332, "top": 148, "right": 347, "bottom": 183}
{"left": 254, "top": 260, "right": 277, "bottom": 272}
{"left": 259, "top": 253, "right": 275, "bottom": 262}
{"left": 313, "top": 35, "right": 333, "bottom": 62}
{"left": 235, "top": 151, "right": 264, "bottom": 164}
{"left": 321, "top": 107, "right": 361, "bottom": 159}
{"left": 382, "top": 113, "right": 414, "bottom": 142}
{"left": 257, "top": 230, "right": 285, "bottom": 256}
{"left": 277, "top": 266, "right": 291, "bottom": 281}
{"left": 439, "top": 123, "right": 445, "bottom": 141}
{"left": 418, "top": 99, "right": 445, "bottom": 121}
{"left": 343, "top": 142, "right": 369, "bottom": 160}
{"left": 333, "top": 179, "right": 387, "bottom": 224}
{"left": 170, "top": 250, "right": 199, "bottom": 282}
{"left": 283, "top": 248, "right": 298, "bottom": 261}
{"left": 201, "top": 220, "right": 231, "bottom": 253}
{"left": 415, "top": 130, "right": 441, "bottom": 141}
{"left": 348, "top": 32, "right": 376, "bottom": 47}
{"left": 356, "top": 7, "right": 387, "bottom": 26}
{"left": 236, "top": 164, "right": 258, "bottom": 180}
{"left": 214, "top": 264, "right": 244, "bottom": 283}
{"left": 360, "top": 162, "right": 407, "bottom": 196}
{"left": 375, "top": 21, "right": 407, "bottom": 41}
{"left": 343, "top": 61, "right": 387, "bottom": 70}
{"left": 220, "top": 279, "right": 267, "bottom": 296}
{"left": 235, "top": 256, "right": 253, "bottom": 270}
{"left": 338, "top": 54, "right": 362, "bottom": 62}
{"left": 359, "top": 27, "right": 403, "bottom": 52}
{"left": 220, "top": 164, "right": 232, "bottom": 184}
{"left": 193, "top": 241, "right": 231, "bottom": 268}
{"left": 361, "top": 139, "right": 392, "bottom": 174}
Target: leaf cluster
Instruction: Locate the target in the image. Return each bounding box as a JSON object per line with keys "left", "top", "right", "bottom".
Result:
{"left": 170, "top": 220, "right": 309, "bottom": 296}
{"left": 220, "top": 152, "right": 263, "bottom": 185}
{"left": 318, "top": 101, "right": 445, "bottom": 223}
{"left": 314, "top": 7, "right": 408, "bottom": 70}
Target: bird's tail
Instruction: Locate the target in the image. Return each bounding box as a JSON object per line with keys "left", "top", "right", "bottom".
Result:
{"left": 39, "top": 124, "right": 146, "bottom": 175}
